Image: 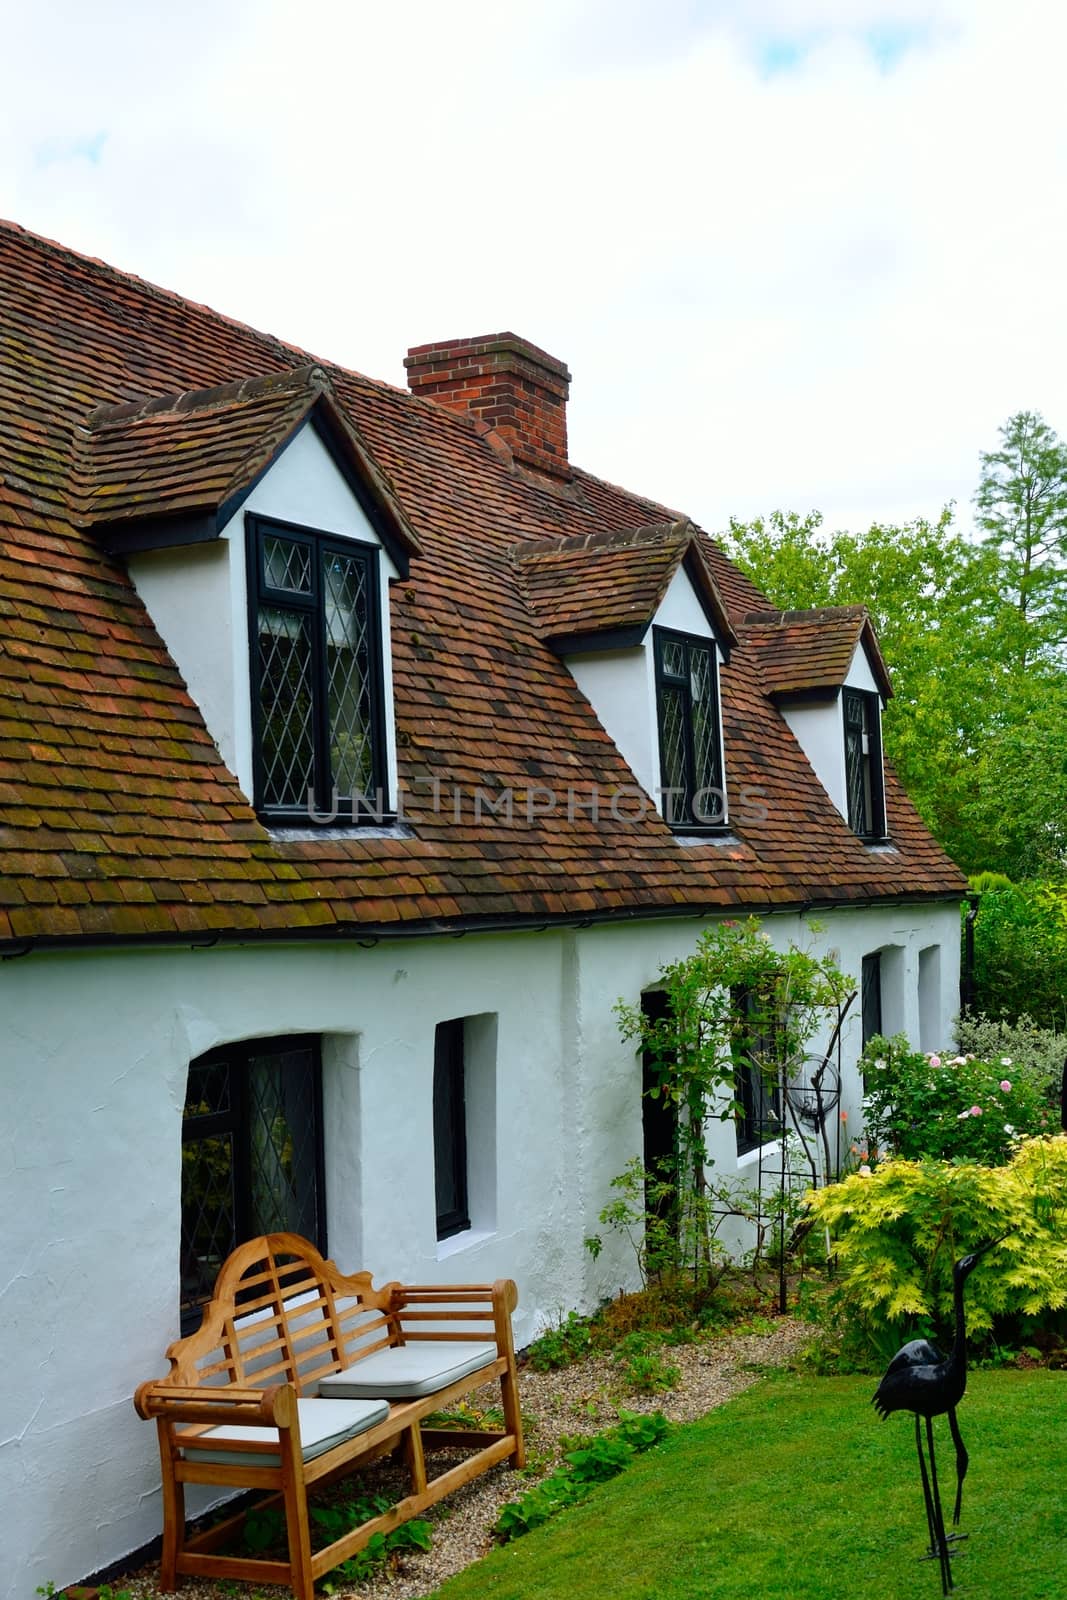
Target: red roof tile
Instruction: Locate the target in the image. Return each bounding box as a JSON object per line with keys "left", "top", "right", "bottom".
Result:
{"left": 513, "top": 520, "right": 737, "bottom": 651}
{"left": 0, "top": 218, "right": 964, "bottom": 947}
{"left": 743, "top": 606, "right": 894, "bottom": 700}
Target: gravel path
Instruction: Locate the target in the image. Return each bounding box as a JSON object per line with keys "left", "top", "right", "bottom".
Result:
{"left": 114, "top": 1318, "right": 815, "bottom": 1600}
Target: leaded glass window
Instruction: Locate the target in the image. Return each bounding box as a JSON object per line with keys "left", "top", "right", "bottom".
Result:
{"left": 653, "top": 628, "right": 726, "bottom": 829}
{"left": 843, "top": 688, "right": 885, "bottom": 839}
{"left": 180, "top": 1035, "right": 325, "bottom": 1331}
{"left": 731, "top": 986, "right": 782, "bottom": 1155}
{"left": 248, "top": 515, "right": 386, "bottom": 822}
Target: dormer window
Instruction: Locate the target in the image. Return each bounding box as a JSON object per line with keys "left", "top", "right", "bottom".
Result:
{"left": 843, "top": 687, "right": 885, "bottom": 839}
{"left": 653, "top": 626, "right": 726, "bottom": 829}
{"left": 248, "top": 514, "right": 387, "bottom": 822}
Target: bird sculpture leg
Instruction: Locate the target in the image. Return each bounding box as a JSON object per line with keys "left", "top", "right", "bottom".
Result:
{"left": 926, "top": 1415, "right": 953, "bottom": 1594}
{"left": 947, "top": 1407, "right": 969, "bottom": 1529}
{"left": 915, "top": 1414, "right": 940, "bottom": 1559}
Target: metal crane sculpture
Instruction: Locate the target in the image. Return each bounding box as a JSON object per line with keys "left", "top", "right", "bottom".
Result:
{"left": 871, "top": 1238, "right": 1004, "bottom": 1595}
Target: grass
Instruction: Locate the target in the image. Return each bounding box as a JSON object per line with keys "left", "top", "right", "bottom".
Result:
{"left": 430, "top": 1370, "right": 1067, "bottom": 1600}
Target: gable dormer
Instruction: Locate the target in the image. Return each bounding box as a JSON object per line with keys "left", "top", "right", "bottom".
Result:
{"left": 71, "top": 367, "right": 420, "bottom": 826}
{"left": 514, "top": 522, "right": 737, "bottom": 831}
{"left": 744, "top": 606, "right": 893, "bottom": 842}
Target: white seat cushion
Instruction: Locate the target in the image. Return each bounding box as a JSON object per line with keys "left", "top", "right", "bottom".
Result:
{"left": 182, "top": 1395, "right": 389, "bottom": 1467}
{"left": 318, "top": 1340, "right": 498, "bottom": 1399}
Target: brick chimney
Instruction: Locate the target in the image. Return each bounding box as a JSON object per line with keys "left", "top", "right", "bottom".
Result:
{"left": 404, "top": 333, "right": 572, "bottom": 481}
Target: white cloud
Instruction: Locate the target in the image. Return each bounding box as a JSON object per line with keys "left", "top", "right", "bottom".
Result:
{"left": 2, "top": 0, "right": 1066, "bottom": 538}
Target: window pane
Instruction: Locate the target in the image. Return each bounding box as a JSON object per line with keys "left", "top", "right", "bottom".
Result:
{"left": 844, "top": 692, "right": 870, "bottom": 834}
{"left": 322, "top": 551, "right": 375, "bottom": 798}
{"left": 661, "top": 638, "right": 686, "bottom": 678}
{"left": 180, "top": 1132, "right": 236, "bottom": 1321}
{"left": 262, "top": 534, "right": 312, "bottom": 594}
{"left": 185, "top": 1056, "right": 230, "bottom": 1118}
{"left": 258, "top": 607, "right": 315, "bottom": 809}
{"left": 689, "top": 645, "right": 723, "bottom": 818}
{"left": 659, "top": 683, "right": 687, "bottom": 808}
{"left": 433, "top": 1021, "right": 469, "bottom": 1238}
{"left": 246, "top": 1047, "right": 321, "bottom": 1241}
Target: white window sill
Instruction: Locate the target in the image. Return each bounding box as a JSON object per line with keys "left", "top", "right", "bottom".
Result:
{"left": 736, "top": 1137, "right": 784, "bottom": 1171}
{"left": 436, "top": 1226, "right": 496, "bottom": 1262}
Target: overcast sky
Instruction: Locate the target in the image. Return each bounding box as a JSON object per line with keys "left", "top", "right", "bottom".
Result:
{"left": 3, "top": 1, "right": 1064, "bottom": 538}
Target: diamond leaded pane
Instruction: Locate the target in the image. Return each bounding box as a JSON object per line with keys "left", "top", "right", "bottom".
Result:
{"left": 185, "top": 1057, "right": 230, "bottom": 1119}
{"left": 660, "top": 684, "right": 687, "bottom": 821}
{"left": 322, "top": 550, "right": 374, "bottom": 799}
{"left": 259, "top": 607, "right": 315, "bottom": 809}
{"left": 180, "top": 1132, "right": 236, "bottom": 1317}
{"left": 262, "top": 534, "right": 312, "bottom": 594}
{"left": 844, "top": 693, "right": 869, "bottom": 833}
{"left": 661, "top": 638, "right": 686, "bottom": 678}
{"left": 246, "top": 1047, "right": 320, "bottom": 1241}
{"left": 689, "top": 644, "right": 723, "bottom": 817}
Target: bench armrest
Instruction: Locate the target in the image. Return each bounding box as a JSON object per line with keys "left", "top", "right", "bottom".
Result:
{"left": 134, "top": 1380, "right": 297, "bottom": 1430}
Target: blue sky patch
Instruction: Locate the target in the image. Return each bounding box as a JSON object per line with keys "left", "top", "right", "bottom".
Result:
{"left": 33, "top": 131, "right": 107, "bottom": 169}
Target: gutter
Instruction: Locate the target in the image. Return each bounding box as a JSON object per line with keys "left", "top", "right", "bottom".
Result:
{"left": 0, "top": 889, "right": 968, "bottom": 962}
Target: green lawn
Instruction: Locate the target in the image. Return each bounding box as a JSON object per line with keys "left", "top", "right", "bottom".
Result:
{"left": 431, "top": 1371, "right": 1067, "bottom": 1600}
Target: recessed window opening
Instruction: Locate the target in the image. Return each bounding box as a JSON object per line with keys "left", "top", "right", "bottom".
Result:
{"left": 180, "top": 1034, "right": 325, "bottom": 1332}
{"left": 731, "top": 986, "right": 782, "bottom": 1156}
{"left": 843, "top": 687, "right": 885, "bottom": 839}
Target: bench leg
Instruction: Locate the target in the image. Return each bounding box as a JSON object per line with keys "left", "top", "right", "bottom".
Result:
{"left": 157, "top": 1427, "right": 184, "bottom": 1591}
{"left": 404, "top": 1422, "right": 428, "bottom": 1494}
{"left": 500, "top": 1362, "right": 526, "bottom": 1469}
{"left": 281, "top": 1443, "right": 315, "bottom": 1600}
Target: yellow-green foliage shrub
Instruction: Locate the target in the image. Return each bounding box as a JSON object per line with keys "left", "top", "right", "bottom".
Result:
{"left": 806, "top": 1136, "right": 1067, "bottom": 1365}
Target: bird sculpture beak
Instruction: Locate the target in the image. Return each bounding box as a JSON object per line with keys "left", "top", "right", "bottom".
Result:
{"left": 973, "top": 1232, "right": 1010, "bottom": 1258}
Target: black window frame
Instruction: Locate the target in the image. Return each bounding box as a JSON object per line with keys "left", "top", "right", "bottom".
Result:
{"left": 246, "top": 513, "right": 390, "bottom": 825}
{"left": 433, "top": 1019, "right": 470, "bottom": 1241}
{"left": 731, "top": 986, "right": 783, "bottom": 1156}
{"left": 179, "top": 1033, "right": 327, "bottom": 1333}
{"left": 652, "top": 626, "right": 727, "bottom": 833}
{"left": 842, "top": 686, "right": 886, "bottom": 841}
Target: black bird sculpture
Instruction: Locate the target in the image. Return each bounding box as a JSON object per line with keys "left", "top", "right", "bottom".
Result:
{"left": 872, "top": 1237, "right": 1004, "bottom": 1595}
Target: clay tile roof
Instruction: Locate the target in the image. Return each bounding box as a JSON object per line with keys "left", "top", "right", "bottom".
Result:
{"left": 0, "top": 217, "right": 964, "bottom": 949}
{"left": 742, "top": 605, "right": 893, "bottom": 700}
{"left": 70, "top": 364, "right": 421, "bottom": 563}
{"left": 513, "top": 520, "right": 737, "bottom": 653}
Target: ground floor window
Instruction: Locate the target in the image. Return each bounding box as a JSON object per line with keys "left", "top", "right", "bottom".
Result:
{"left": 861, "top": 952, "right": 883, "bottom": 1047}
{"left": 732, "top": 987, "right": 782, "bottom": 1155}
{"left": 433, "top": 1019, "right": 470, "bottom": 1240}
{"left": 180, "top": 1034, "right": 325, "bottom": 1330}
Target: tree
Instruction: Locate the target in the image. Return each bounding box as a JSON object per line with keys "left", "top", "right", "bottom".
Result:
{"left": 723, "top": 504, "right": 1067, "bottom": 878}
{"left": 974, "top": 410, "right": 1067, "bottom": 665}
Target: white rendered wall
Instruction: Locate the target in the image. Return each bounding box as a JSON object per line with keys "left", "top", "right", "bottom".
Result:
{"left": 0, "top": 897, "right": 960, "bottom": 1596}
{"left": 128, "top": 422, "right": 401, "bottom": 811}
{"left": 565, "top": 563, "right": 726, "bottom": 820}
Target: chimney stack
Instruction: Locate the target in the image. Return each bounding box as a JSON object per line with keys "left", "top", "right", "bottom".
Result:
{"left": 404, "top": 333, "right": 572, "bottom": 481}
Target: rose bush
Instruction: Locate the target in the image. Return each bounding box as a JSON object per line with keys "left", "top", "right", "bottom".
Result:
{"left": 860, "top": 1034, "right": 1054, "bottom": 1164}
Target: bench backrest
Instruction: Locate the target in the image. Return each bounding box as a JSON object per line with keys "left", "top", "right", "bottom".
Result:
{"left": 160, "top": 1233, "right": 401, "bottom": 1394}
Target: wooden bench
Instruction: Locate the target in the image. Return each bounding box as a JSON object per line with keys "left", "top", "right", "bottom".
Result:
{"left": 134, "top": 1232, "right": 524, "bottom": 1599}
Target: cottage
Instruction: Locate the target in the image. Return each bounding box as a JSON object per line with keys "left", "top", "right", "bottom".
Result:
{"left": 0, "top": 221, "right": 965, "bottom": 1595}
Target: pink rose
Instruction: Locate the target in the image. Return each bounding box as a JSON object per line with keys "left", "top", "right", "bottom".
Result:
{"left": 1000, "top": 1080, "right": 1012, "bottom": 1093}
{"left": 928, "top": 1054, "right": 942, "bottom": 1068}
{"left": 970, "top": 1105, "right": 983, "bottom": 1117}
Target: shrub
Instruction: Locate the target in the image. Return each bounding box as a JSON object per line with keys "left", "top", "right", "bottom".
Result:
{"left": 955, "top": 1012, "right": 1065, "bottom": 1106}
{"left": 971, "top": 881, "right": 1067, "bottom": 1030}
{"left": 805, "top": 1137, "right": 1067, "bottom": 1366}
{"left": 861, "top": 1034, "right": 1054, "bottom": 1164}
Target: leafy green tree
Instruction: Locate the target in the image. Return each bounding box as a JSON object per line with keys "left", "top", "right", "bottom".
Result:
{"left": 974, "top": 410, "right": 1067, "bottom": 664}
{"left": 723, "top": 505, "right": 1067, "bottom": 878}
